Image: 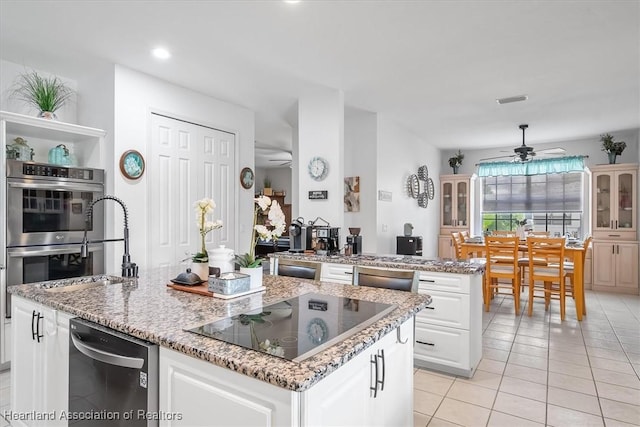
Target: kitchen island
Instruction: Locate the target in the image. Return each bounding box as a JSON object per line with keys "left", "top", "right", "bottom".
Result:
{"left": 271, "top": 252, "right": 486, "bottom": 378}
{"left": 8, "top": 266, "right": 429, "bottom": 427}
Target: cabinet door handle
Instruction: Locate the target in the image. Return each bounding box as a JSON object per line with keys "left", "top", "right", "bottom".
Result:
{"left": 370, "top": 354, "right": 378, "bottom": 398}
{"left": 615, "top": 220, "right": 618, "bottom": 229}
{"left": 396, "top": 326, "right": 408, "bottom": 344}
{"left": 31, "top": 310, "right": 37, "bottom": 341}
{"left": 617, "top": 245, "right": 619, "bottom": 255}
{"left": 36, "top": 312, "right": 44, "bottom": 343}
{"left": 377, "top": 349, "right": 386, "bottom": 392}
{"left": 612, "top": 245, "right": 615, "bottom": 254}
{"left": 611, "top": 220, "right": 613, "bottom": 229}
{"left": 417, "top": 340, "right": 435, "bottom": 347}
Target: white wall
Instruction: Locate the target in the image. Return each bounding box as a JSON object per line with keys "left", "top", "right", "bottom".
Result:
{"left": 376, "top": 118, "right": 441, "bottom": 257}
{"left": 297, "top": 88, "right": 344, "bottom": 229}
{"left": 344, "top": 108, "right": 378, "bottom": 253}
{"left": 79, "top": 65, "right": 255, "bottom": 273}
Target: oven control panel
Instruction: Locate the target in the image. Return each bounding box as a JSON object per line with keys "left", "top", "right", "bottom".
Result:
{"left": 7, "top": 160, "right": 104, "bottom": 183}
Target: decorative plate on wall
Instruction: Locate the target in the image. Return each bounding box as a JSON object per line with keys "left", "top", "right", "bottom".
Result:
{"left": 240, "top": 167, "right": 254, "bottom": 189}
{"left": 119, "top": 150, "right": 145, "bottom": 180}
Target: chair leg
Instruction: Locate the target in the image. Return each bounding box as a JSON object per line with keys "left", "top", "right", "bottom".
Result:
{"left": 514, "top": 277, "right": 520, "bottom": 314}
{"left": 528, "top": 278, "right": 534, "bottom": 317}
{"left": 544, "top": 281, "right": 551, "bottom": 311}
{"left": 560, "top": 280, "right": 566, "bottom": 321}
{"left": 484, "top": 276, "right": 491, "bottom": 312}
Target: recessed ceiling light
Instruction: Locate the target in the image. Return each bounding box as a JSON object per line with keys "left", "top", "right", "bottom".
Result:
{"left": 283, "top": 0, "right": 301, "bottom": 4}
{"left": 152, "top": 47, "right": 171, "bottom": 60}
{"left": 496, "top": 95, "right": 528, "bottom": 104}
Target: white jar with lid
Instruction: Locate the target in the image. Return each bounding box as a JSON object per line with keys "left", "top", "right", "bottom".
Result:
{"left": 209, "top": 245, "right": 235, "bottom": 273}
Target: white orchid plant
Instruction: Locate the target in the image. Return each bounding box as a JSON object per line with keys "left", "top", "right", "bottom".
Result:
{"left": 236, "top": 195, "right": 286, "bottom": 268}
{"left": 192, "top": 198, "right": 223, "bottom": 263}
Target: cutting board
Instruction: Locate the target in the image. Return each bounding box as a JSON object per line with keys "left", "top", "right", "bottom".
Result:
{"left": 166, "top": 283, "right": 267, "bottom": 299}
{"left": 166, "top": 282, "right": 212, "bottom": 296}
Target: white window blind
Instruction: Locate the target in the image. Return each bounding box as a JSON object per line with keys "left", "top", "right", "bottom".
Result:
{"left": 482, "top": 172, "right": 583, "bottom": 213}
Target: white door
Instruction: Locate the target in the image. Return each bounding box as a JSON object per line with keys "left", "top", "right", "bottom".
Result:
{"left": 149, "top": 114, "right": 235, "bottom": 268}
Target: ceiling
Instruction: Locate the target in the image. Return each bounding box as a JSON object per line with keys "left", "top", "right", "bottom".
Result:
{"left": 1, "top": 1, "right": 638, "bottom": 168}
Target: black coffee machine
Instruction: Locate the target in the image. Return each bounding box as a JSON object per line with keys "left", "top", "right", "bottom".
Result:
{"left": 346, "top": 227, "right": 363, "bottom": 255}
{"left": 289, "top": 217, "right": 312, "bottom": 252}
{"left": 312, "top": 226, "right": 340, "bottom": 255}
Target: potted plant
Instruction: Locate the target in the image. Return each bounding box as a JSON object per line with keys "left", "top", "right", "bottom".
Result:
{"left": 600, "top": 133, "right": 626, "bottom": 164}
{"left": 11, "top": 69, "right": 74, "bottom": 120}
{"left": 189, "top": 198, "right": 223, "bottom": 280}
{"left": 236, "top": 195, "right": 286, "bottom": 289}
{"left": 448, "top": 150, "right": 464, "bottom": 174}
{"left": 263, "top": 177, "right": 273, "bottom": 196}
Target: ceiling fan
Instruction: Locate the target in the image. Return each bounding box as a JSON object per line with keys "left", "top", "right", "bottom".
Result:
{"left": 255, "top": 142, "right": 292, "bottom": 167}
{"left": 479, "top": 124, "right": 566, "bottom": 163}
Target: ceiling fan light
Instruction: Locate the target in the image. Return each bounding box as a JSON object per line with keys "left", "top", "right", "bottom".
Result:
{"left": 496, "top": 95, "right": 528, "bottom": 105}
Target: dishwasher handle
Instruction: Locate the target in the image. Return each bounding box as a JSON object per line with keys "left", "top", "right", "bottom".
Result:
{"left": 71, "top": 332, "right": 144, "bottom": 369}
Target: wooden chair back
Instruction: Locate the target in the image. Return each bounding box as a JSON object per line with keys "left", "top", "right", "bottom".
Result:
{"left": 526, "top": 236, "right": 567, "bottom": 319}
{"left": 484, "top": 235, "right": 521, "bottom": 313}
{"left": 451, "top": 232, "right": 463, "bottom": 259}
{"left": 352, "top": 266, "right": 418, "bottom": 292}
{"left": 491, "top": 230, "right": 515, "bottom": 236}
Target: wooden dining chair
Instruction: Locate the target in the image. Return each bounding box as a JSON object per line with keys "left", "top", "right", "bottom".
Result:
{"left": 565, "top": 235, "right": 592, "bottom": 315}
{"left": 352, "top": 266, "right": 418, "bottom": 292}
{"left": 451, "top": 232, "right": 463, "bottom": 259}
{"left": 484, "top": 235, "right": 521, "bottom": 314}
{"left": 491, "top": 230, "right": 515, "bottom": 236}
{"left": 527, "top": 231, "right": 550, "bottom": 237}
{"left": 527, "top": 237, "right": 568, "bottom": 320}
{"left": 460, "top": 230, "right": 470, "bottom": 241}
{"left": 275, "top": 259, "right": 321, "bottom": 280}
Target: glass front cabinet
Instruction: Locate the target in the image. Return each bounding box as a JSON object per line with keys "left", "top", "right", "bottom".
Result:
{"left": 439, "top": 174, "right": 471, "bottom": 258}
{"left": 592, "top": 164, "right": 637, "bottom": 240}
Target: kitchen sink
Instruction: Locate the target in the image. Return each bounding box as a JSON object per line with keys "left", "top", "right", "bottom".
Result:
{"left": 41, "top": 275, "right": 129, "bottom": 292}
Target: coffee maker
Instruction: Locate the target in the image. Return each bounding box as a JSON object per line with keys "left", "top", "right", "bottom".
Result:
{"left": 312, "top": 226, "right": 340, "bottom": 255}
{"left": 346, "top": 227, "right": 363, "bottom": 255}
{"left": 289, "top": 218, "right": 312, "bottom": 252}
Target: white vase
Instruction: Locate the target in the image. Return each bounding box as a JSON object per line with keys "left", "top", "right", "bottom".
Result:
{"left": 516, "top": 226, "right": 526, "bottom": 240}
{"left": 240, "top": 267, "right": 263, "bottom": 290}
{"left": 191, "top": 262, "right": 209, "bottom": 281}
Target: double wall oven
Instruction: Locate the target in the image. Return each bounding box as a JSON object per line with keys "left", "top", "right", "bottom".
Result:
{"left": 3, "top": 160, "right": 106, "bottom": 321}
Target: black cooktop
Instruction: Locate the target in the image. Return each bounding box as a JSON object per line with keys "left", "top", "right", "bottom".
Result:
{"left": 186, "top": 293, "right": 397, "bottom": 362}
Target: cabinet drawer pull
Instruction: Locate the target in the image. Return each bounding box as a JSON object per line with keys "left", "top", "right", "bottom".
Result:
{"left": 416, "top": 340, "right": 435, "bottom": 347}
{"left": 377, "top": 349, "right": 385, "bottom": 391}
{"left": 343, "top": 271, "right": 353, "bottom": 275}
{"left": 424, "top": 306, "right": 435, "bottom": 310}
{"left": 420, "top": 279, "right": 436, "bottom": 283}
{"left": 607, "top": 235, "right": 621, "bottom": 237}
{"left": 370, "top": 354, "right": 379, "bottom": 398}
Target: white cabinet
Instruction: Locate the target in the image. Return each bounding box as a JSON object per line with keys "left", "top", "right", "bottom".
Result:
{"left": 591, "top": 164, "right": 637, "bottom": 240}
{"left": 11, "top": 295, "right": 72, "bottom": 427}
{"left": 302, "top": 318, "right": 414, "bottom": 426}
{"left": 592, "top": 241, "right": 639, "bottom": 294}
{"left": 1, "top": 111, "right": 106, "bottom": 365}
{"left": 414, "top": 271, "right": 482, "bottom": 377}
{"left": 320, "top": 262, "right": 354, "bottom": 284}
{"left": 160, "top": 318, "right": 414, "bottom": 427}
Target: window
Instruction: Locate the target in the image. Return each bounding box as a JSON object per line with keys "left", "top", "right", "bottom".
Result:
{"left": 481, "top": 172, "right": 584, "bottom": 236}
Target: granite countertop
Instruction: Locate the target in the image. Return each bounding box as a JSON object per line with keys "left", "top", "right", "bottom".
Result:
{"left": 8, "top": 266, "right": 430, "bottom": 392}
{"left": 270, "top": 252, "right": 486, "bottom": 275}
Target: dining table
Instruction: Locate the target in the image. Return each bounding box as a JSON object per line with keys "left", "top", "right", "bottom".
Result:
{"left": 460, "top": 241, "right": 587, "bottom": 321}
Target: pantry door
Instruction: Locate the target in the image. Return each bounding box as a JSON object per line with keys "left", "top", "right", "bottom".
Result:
{"left": 149, "top": 113, "right": 235, "bottom": 268}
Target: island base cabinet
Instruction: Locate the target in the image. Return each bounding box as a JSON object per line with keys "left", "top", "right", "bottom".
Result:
{"left": 159, "top": 347, "right": 298, "bottom": 427}
{"left": 301, "top": 318, "right": 414, "bottom": 426}
{"left": 11, "top": 295, "right": 72, "bottom": 427}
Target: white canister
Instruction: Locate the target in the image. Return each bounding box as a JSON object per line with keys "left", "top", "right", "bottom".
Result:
{"left": 209, "top": 245, "right": 235, "bottom": 273}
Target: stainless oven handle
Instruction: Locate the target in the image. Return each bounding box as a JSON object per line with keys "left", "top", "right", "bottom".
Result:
{"left": 7, "top": 245, "right": 102, "bottom": 257}
{"left": 71, "top": 332, "right": 144, "bottom": 369}
{"left": 8, "top": 181, "right": 103, "bottom": 192}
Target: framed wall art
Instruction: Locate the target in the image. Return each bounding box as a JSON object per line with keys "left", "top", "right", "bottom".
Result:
{"left": 119, "top": 150, "right": 145, "bottom": 180}
{"left": 240, "top": 167, "right": 254, "bottom": 189}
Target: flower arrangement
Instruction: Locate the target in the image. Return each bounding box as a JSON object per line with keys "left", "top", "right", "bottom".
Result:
{"left": 192, "top": 198, "right": 223, "bottom": 263}
{"left": 600, "top": 133, "right": 626, "bottom": 155}
{"left": 448, "top": 150, "right": 464, "bottom": 168}
{"left": 236, "top": 195, "right": 286, "bottom": 268}
{"left": 11, "top": 69, "right": 74, "bottom": 118}
{"left": 513, "top": 218, "right": 527, "bottom": 227}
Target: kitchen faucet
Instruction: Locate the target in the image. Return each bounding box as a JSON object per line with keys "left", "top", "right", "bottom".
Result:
{"left": 81, "top": 195, "right": 138, "bottom": 277}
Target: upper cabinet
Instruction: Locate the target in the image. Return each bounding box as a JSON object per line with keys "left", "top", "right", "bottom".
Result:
{"left": 591, "top": 164, "right": 638, "bottom": 240}
{"left": 1, "top": 111, "right": 106, "bottom": 169}
{"left": 440, "top": 174, "right": 471, "bottom": 230}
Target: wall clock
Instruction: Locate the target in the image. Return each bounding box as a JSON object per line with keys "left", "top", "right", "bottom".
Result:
{"left": 119, "top": 150, "right": 145, "bottom": 180}
{"left": 307, "top": 318, "right": 329, "bottom": 344}
{"left": 240, "top": 167, "right": 254, "bottom": 189}
{"left": 308, "top": 156, "right": 329, "bottom": 181}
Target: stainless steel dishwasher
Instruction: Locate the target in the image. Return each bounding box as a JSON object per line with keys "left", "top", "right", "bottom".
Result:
{"left": 68, "top": 318, "right": 159, "bottom": 426}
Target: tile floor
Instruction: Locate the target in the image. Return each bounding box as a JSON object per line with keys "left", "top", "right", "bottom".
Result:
{"left": 414, "top": 290, "right": 640, "bottom": 427}
{"left": 0, "top": 291, "right": 638, "bottom": 427}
